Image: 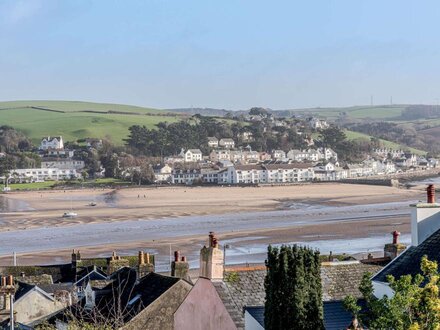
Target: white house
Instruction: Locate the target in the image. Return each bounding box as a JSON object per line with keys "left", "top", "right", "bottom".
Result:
{"left": 272, "top": 150, "right": 286, "bottom": 160}
{"left": 228, "top": 165, "right": 264, "bottom": 184}
{"left": 184, "top": 149, "right": 203, "bottom": 162}
{"left": 8, "top": 168, "right": 80, "bottom": 182}
{"left": 39, "top": 136, "right": 64, "bottom": 150}
{"left": 153, "top": 164, "right": 172, "bottom": 183}
{"left": 172, "top": 165, "right": 202, "bottom": 184}
{"left": 307, "top": 117, "right": 329, "bottom": 130}
{"left": 207, "top": 137, "right": 219, "bottom": 148}
{"left": 318, "top": 148, "right": 338, "bottom": 161}
{"left": 372, "top": 186, "right": 440, "bottom": 298}
{"left": 240, "top": 131, "right": 254, "bottom": 142}
{"left": 219, "top": 138, "right": 235, "bottom": 149}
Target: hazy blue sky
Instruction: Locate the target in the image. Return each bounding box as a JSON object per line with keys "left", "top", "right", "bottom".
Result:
{"left": 1, "top": 1, "right": 440, "bottom": 109}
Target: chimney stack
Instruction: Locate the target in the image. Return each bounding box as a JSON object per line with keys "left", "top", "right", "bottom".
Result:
{"left": 138, "top": 251, "right": 154, "bottom": 278}
{"left": 392, "top": 230, "right": 400, "bottom": 244}
{"left": 384, "top": 231, "right": 406, "bottom": 260}
{"left": 138, "top": 251, "right": 145, "bottom": 265}
{"left": 200, "top": 232, "right": 224, "bottom": 280}
{"left": 171, "top": 251, "right": 190, "bottom": 281}
{"left": 427, "top": 184, "right": 435, "bottom": 203}
{"left": 107, "top": 251, "right": 129, "bottom": 275}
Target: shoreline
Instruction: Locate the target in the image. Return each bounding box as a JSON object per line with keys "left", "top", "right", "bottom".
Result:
{"left": 0, "top": 183, "right": 425, "bottom": 265}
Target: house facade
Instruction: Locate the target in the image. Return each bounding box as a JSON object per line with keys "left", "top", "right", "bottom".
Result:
{"left": 184, "top": 149, "right": 203, "bottom": 162}
{"left": 219, "top": 138, "right": 235, "bottom": 149}
{"left": 39, "top": 136, "right": 64, "bottom": 150}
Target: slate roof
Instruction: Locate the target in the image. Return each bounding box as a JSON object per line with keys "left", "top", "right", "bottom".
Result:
{"left": 14, "top": 282, "right": 35, "bottom": 301}
{"left": 38, "top": 283, "right": 75, "bottom": 294}
{"left": 321, "top": 261, "right": 382, "bottom": 301}
{"left": 16, "top": 274, "right": 53, "bottom": 286}
{"left": 244, "top": 306, "right": 264, "bottom": 326}
{"left": 217, "top": 262, "right": 381, "bottom": 329}
{"left": 244, "top": 301, "right": 361, "bottom": 330}
{"left": 373, "top": 227, "right": 440, "bottom": 283}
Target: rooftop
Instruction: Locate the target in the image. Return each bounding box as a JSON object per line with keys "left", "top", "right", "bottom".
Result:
{"left": 216, "top": 262, "right": 381, "bottom": 329}
{"left": 373, "top": 227, "right": 440, "bottom": 283}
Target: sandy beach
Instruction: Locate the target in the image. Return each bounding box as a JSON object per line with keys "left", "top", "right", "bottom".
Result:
{"left": 0, "top": 183, "right": 425, "bottom": 266}
{"left": 0, "top": 183, "right": 421, "bottom": 231}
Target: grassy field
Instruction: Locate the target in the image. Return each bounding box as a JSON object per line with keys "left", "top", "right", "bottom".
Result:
{"left": 291, "top": 105, "right": 406, "bottom": 120}
{"left": 7, "top": 181, "right": 57, "bottom": 190}
{"left": 0, "top": 100, "right": 164, "bottom": 114}
{"left": 5, "top": 178, "right": 132, "bottom": 191}
{"left": 0, "top": 101, "right": 182, "bottom": 145}
{"left": 345, "top": 130, "right": 426, "bottom": 155}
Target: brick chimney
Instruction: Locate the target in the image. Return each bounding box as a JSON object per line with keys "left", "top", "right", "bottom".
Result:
{"left": 199, "top": 232, "right": 224, "bottom": 280}
{"left": 411, "top": 184, "right": 440, "bottom": 246}
{"left": 71, "top": 249, "right": 82, "bottom": 272}
{"left": 138, "top": 251, "right": 154, "bottom": 278}
{"left": 107, "top": 251, "right": 129, "bottom": 275}
{"left": 428, "top": 184, "right": 435, "bottom": 203}
{"left": 171, "top": 251, "right": 190, "bottom": 281}
{"left": 384, "top": 231, "right": 406, "bottom": 260}
{"left": 0, "top": 276, "right": 15, "bottom": 311}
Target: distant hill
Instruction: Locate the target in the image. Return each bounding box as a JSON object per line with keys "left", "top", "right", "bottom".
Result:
{"left": 168, "top": 105, "right": 409, "bottom": 120}
{"left": 0, "top": 100, "right": 182, "bottom": 145}
{"left": 168, "top": 108, "right": 234, "bottom": 116}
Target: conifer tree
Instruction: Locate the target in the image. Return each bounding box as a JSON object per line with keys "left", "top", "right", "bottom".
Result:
{"left": 265, "top": 245, "right": 324, "bottom": 330}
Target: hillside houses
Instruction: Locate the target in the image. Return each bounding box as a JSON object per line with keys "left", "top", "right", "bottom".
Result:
{"left": 306, "top": 117, "right": 329, "bottom": 130}
{"left": 39, "top": 136, "right": 64, "bottom": 150}
{"left": 183, "top": 149, "right": 203, "bottom": 162}
{"left": 286, "top": 148, "right": 337, "bottom": 162}
{"left": 219, "top": 138, "right": 235, "bottom": 149}
{"left": 207, "top": 137, "right": 219, "bottom": 148}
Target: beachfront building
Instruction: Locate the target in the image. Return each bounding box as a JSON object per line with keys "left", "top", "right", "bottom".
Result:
{"left": 39, "top": 136, "right": 64, "bottom": 150}
{"left": 227, "top": 163, "right": 315, "bottom": 184}
{"left": 41, "top": 159, "right": 85, "bottom": 171}
{"left": 153, "top": 164, "right": 172, "bottom": 183}
{"left": 8, "top": 168, "right": 80, "bottom": 182}
{"left": 171, "top": 164, "right": 202, "bottom": 184}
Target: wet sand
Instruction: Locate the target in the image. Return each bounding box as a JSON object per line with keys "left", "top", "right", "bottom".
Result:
{"left": 0, "top": 183, "right": 422, "bottom": 266}
{"left": 0, "top": 183, "right": 421, "bottom": 231}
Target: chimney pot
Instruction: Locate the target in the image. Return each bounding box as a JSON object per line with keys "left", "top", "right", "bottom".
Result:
{"left": 1, "top": 277, "right": 6, "bottom": 286}
{"left": 174, "top": 250, "right": 180, "bottom": 262}
{"left": 138, "top": 251, "right": 145, "bottom": 265}
{"left": 427, "top": 184, "right": 435, "bottom": 203}
{"left": 7, "top": 275, "right": 13, "bottom": 286}
{"left": 392, "top": 230, "right": 400, "bottom": 244}
{"left": 181, "top": 256, "right": 187, "bottom": 262}
{"left": 145, "top": 253, "right": 150, "bottom": 264}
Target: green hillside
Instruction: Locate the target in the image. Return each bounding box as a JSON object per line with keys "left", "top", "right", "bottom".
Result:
{"left": 344, "top": 130, "right": 426, "bottom": 155}
{"left": 0, "top": 100, "right": 181, "bottom": 145}
{"left": 290, "top": 105, "right": 406, "bottom": 120}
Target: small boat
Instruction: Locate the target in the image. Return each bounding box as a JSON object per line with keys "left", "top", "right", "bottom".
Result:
{"left": 88, "top": 202, "right": 97, "bottom": 206}
{"left": 63, "top": 211, "right": 78, "bottom": 218}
